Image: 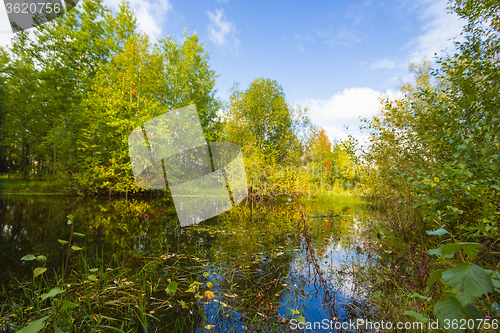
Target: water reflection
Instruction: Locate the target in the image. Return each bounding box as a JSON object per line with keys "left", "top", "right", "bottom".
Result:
{"left": 0, "top": 194, "right": 372, "bottom": 332}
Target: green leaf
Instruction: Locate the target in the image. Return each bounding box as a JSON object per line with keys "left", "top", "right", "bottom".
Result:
{"left": 16, "top": 316, "right": 49, "bottom": 333}
{"left": 88, "top": 275, "right": 97, "bottom": 281}
{"left": 426, "top": 227, "right": 448, "bottom": 235}
{"left": 190, "top": 281, "right": 203, "bottom": 286}
{"left": 427, "top": 245, "right": 454, "bottom": 258}
{"left": 463, "top": 303, "right": 484, "bottom": 321}
{"left": 58, "top": 239, "right": 68, "bottom": 245}
{"left": 296, "top": 315, "right": 306, "bottom": 324}
{"left": 21, "top": 254, "right": 36, "bottom": 261}
{"left": 441, "top": 243, "right": 481, "bottom": 260}
{"left": 178, "top": 300, "right": 189, "bottom": 309}
{"left": 73, "top": 232, "right": 85, "bottom": 237}
{"left": 71, "top": 245, "right": 83, "bottom": 251}
{"left": 426, "top": 247, "right": 441, "bottom": 256}
{"left": 53, "top": 323, "right": 65, "bottom": 333}
{"left": 36, "top": 255, "right": 47, "bottom": 262}
{"left": 166, "top": 281, "right": 178, "bottom": 296}
{"left": 33, "top": 267, "right": 47, "bottom": 278}
{"left": 67, "top": 215, "right": 73, "bottom": 225}
{"left": 442, "top": 263, "right": 494, "bottom": 306}
{"left": 434, "top": 294, "right": 466, "bottom": 333}
{"left": 490, "top": 271, "right": 500, "bottom": 292}
{"left": 54, "top": 299, "right": 79, "bottom": 311}
{"left": 428, "top": 269, "right": 445, "bottom": 288}
{"left": 186, "top": 281, "right": 202, "bottom": 292}
{"left": 40, "top": 287, "right": 65, "bottom": 300}
{"left": 492, "top": 302, "right": 500, "bottom": 316}
{"left": 61, "top": 300, "right": 79, "bottom": 311}
{"left": 404, "top": 310, "right": 428, "bottom": 323}
{"left": 203, "top": 272, "right": 210, "bottom": 278}
{"left": 372, "top": 291, "right": 381, "bottom": 298}
{"left": 89, "top": 268, "right": 99, "bottom": 273}
{"left": 410, "top": 292, "right": 432, "bottom": 301}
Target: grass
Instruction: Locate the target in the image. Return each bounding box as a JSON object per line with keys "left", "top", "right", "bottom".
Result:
{"left": 0, "top": 175, "right": 63, "bottom": 195}
{"left": 2, "top": 249, "right": 300, "bottom": 332}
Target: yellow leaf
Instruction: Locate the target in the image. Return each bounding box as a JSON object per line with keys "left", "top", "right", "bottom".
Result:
{"left": 205, "top": 291, "right": 216, "bottom": 299}
{"left": 34, "top": 267, "right": 47, "bottom": 278}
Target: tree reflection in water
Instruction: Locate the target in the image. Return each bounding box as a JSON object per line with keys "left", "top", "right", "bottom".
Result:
{"left": 0, "top": 194, "right": 373, "bottom": 332}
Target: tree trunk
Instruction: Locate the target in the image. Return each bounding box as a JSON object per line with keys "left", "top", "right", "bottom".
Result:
{"left": 23, "top": 142, "right": 29, "bottom": 181}
{"left": 53, "top": 145, "right": 56, "bottom": 175}
{"left": 7, "top": 148, "right": 11, "bottom": 181}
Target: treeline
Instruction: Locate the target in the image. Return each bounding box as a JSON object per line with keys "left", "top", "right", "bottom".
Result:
{"left": 0, "top": 0, "right": 357, "bottom": 196}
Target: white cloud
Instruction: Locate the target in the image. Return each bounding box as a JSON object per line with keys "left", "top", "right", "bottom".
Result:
{"left": 370, "top": 58, "right": 397, "bottom": 70}
{"left": 207, "top": 8, "right": 239, "bottom": 55}
{"left": 325, "top": 27, "right": 361, "bottom": 47}
{"left": 406, "top": 0, "right": 464, "bottom": 63}
{"left": 294, "top": 33, "right": 314, "bottom": 42}
{"left": 301, "top": 87, "right": 403, "bottom": 144}
{"left": 0, "top": 0, "right": 170, "bottom": 44}
{"left": 373, "top": 0, "right": 465, "bottom": 93}
{"left": 104, "top": 0, "right": 171, "bottom": 41}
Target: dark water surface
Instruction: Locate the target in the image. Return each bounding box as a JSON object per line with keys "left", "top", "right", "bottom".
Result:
{"left": 1, "top": 194, "right": 373, "bottom": 332}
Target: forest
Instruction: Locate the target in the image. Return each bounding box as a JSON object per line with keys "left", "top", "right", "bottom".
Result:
{"left": 0, "top": 0, "right": 499, "bottom": 332}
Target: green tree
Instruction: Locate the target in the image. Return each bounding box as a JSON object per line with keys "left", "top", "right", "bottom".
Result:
{"left": 158, "top": 32, "right": 222, "bottom": 141}
{"left": 224, "top": 78, "right": 305, "bottom": 165}
{"left": 78, "top": 31, "right": 222, "bottom": 194}
{"left": 362, "top": 0, "right": 500, "bottom": 243}
{"left": 0, "top": 0, "right": 138, "bottom": 187}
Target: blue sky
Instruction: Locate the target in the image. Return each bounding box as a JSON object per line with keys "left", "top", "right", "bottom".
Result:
{"left": 0, "top": 0, "right": 465, "bottom": 144}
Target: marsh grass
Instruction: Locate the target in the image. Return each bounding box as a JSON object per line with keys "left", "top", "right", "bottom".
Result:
{"left": 0, "top": 206, "right": 306, "bottom": 332}
{"left": 1, "top": 194, "right": 374, "bottom": 332}
{"left": 355, "top": 197, "right": 500, "bottom": 333}
{"left": 2, "top": 247, "right": 302, "bottom": 332}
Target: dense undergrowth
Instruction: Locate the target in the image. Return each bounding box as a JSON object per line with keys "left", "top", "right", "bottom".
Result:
{"left": 357, "top": 1, "right": 500, "bottom": 331}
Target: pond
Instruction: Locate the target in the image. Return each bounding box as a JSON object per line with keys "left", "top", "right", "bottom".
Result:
{"left": 0, "top": 194, "right": 375, "bottom": 332}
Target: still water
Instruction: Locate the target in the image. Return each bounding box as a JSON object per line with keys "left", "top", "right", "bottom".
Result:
{"left": 1, "top": 194, "right": 373, "bottom": 332}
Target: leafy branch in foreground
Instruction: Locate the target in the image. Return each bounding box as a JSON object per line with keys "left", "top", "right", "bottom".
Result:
{"left": 405, "top": 227, "right": 500, "bottom": 333}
